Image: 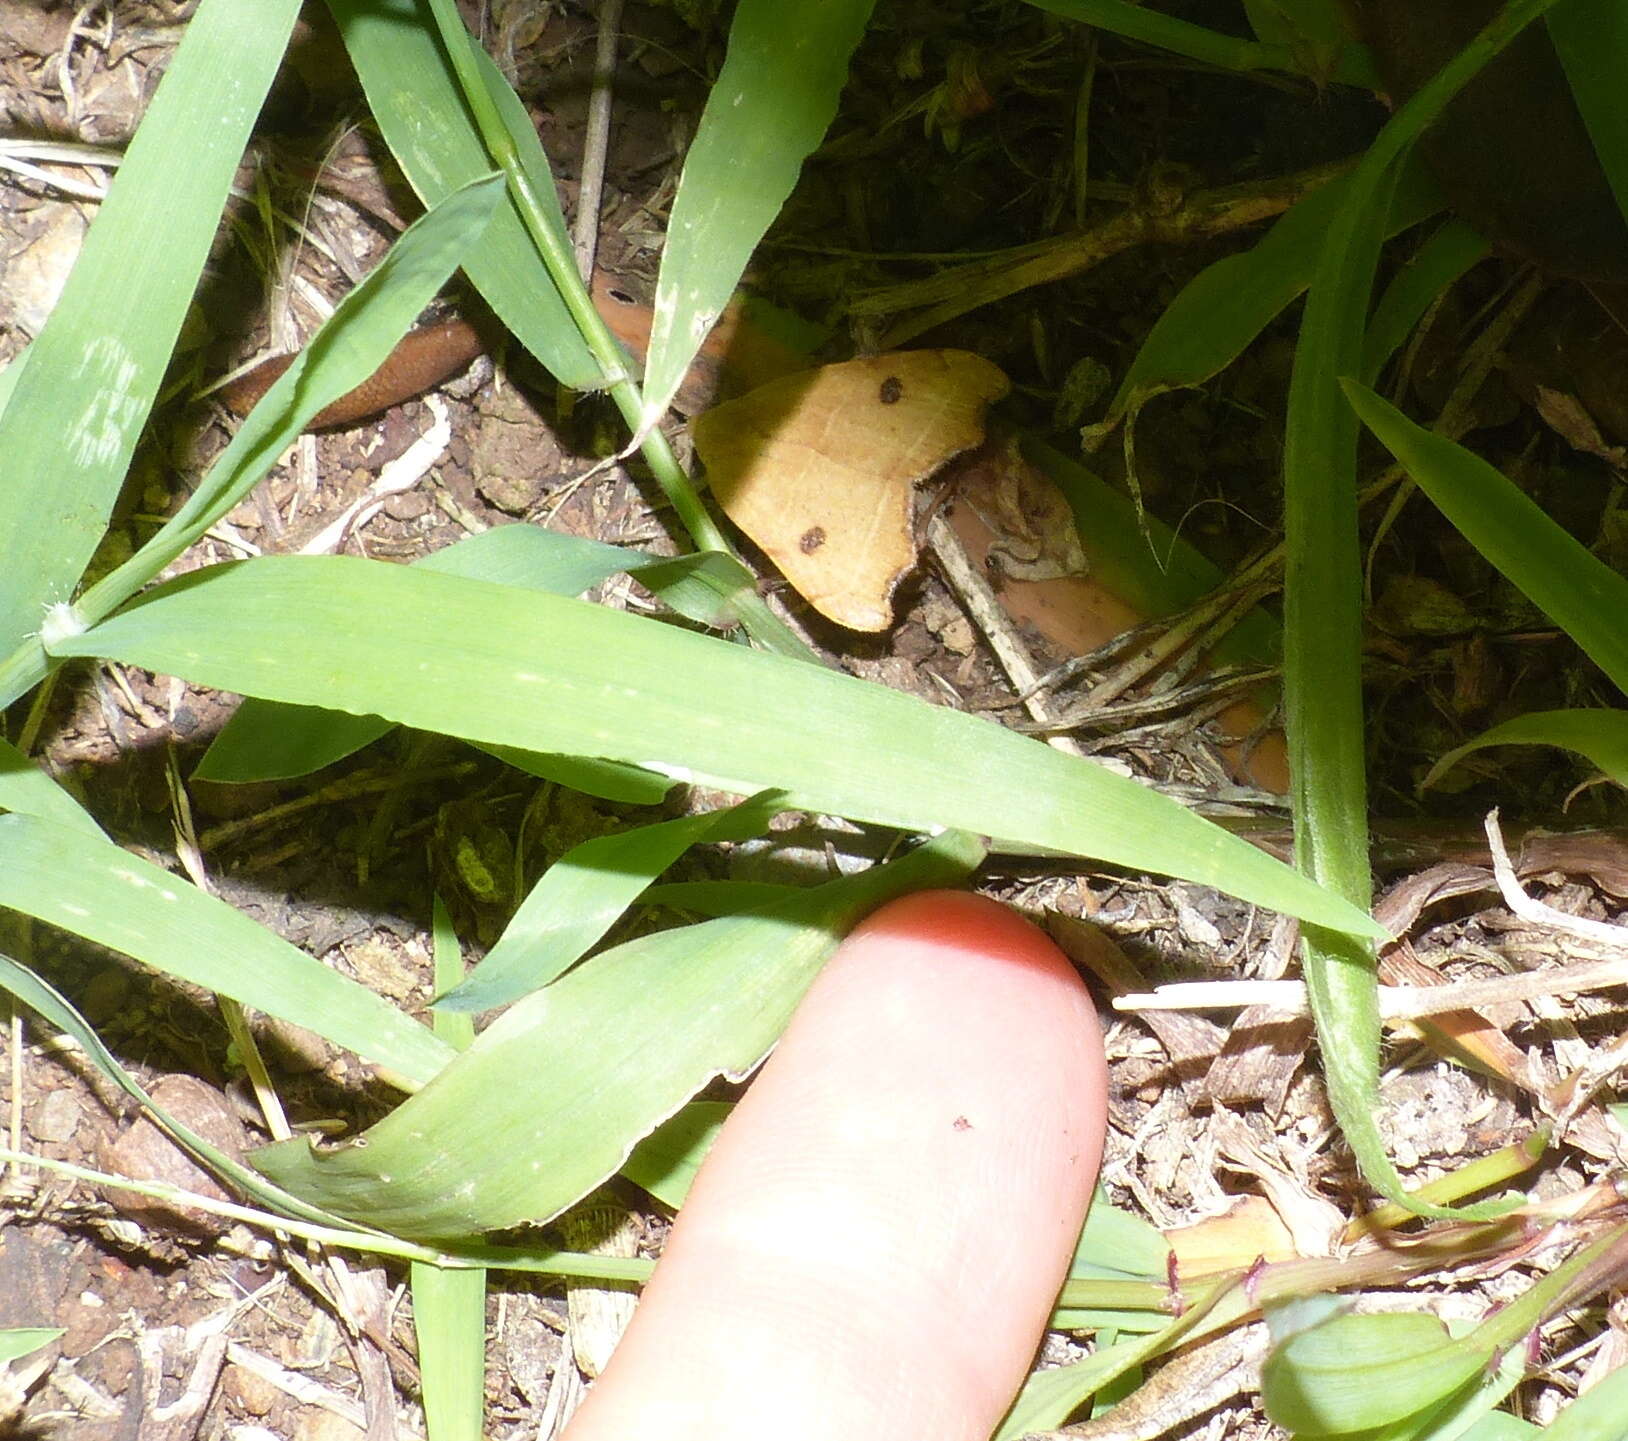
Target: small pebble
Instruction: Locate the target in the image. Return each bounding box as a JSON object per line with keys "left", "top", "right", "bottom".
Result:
{"left": 100, "top": 1074, "right": 248, "bottom": 1237}
{"left": 29, "top": 1088, "right": 82, "bottom": 1144}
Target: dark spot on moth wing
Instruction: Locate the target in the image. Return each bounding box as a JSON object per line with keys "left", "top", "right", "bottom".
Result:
{"left": 878, "top": 376, "right": 904, "bottom": 405}
{"left": 952, "top": 1115, "right": 972, "bottom": 1131}
{"left": 799, "top": 526, "right": 827, "bottom": 553}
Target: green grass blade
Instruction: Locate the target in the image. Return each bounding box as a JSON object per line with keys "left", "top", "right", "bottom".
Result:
{"left": 1282, "top": 0, "right": 1561, "bottom": 1217}
{"left": 1024, "top": 0, "right": 1317, "bottom": 73}
{"left": 1030, "top": 439, "right": 1281, "bottom": 669}
{"left": 620, "top": 1101, "right": 730, "bottom": 1209}
{"left": 194, "top": 707, "right": 398, "bottom": 785}
{"left": 411, "top": 1262, "right": 487, "bottom": 1441}
{"left": 0, "top": 950, "right": 365, "bottom": 1230}
{"left": 325, "top": 0, "right": 602, "bottom": 391}
{"left": 412, "top": 900, "right": 485, "bottom": 1441}
{"left": 1548, "top": 0, "right": 1628, "bottom": 220}
{"left": 330, "top": 0, "right": 815, "bottom": 636}
{"left": 641, "top": 880, "right": 800, "bottom": 915}
{"left": 0, "top": 1330, "right": 63, "bottom": 1365}
{"left": 1264, "top": 1224, "right": 1628, "bottom": 1434}
{"left": 50, "top": 555, "right": 1382, "bottom": 936}
{"left": 1264, "top": 1309, "right": 1486, "bottom": 1435}
{"left": 70, "top": 173, "right": 506, "bottom": 629}
{"left": 430, "top": 897, "right": 475, "bottom": 1053}
{"left": 1069, "top": 1191, "right": 1170, "bottom": 1284}
{"left": 1240, "top": 0, "right": 1350, "bottom": 81}
{"left": 1250, "top": 134, "right": 1398, "bottom": 1230}
{"left": 416, "top": 526, "right": 762, "bottom": 631}
{"left": 1465, "top": 1421, "right": 1541, "bottom": 1441}
{"left": 195, "top": 524, "right": 745, "bottom": 791}
{"left": 640, "top": 0, "right": 875, "bottom": 424}
{"left": 436, "top": 793, "right": 783, "bottom": 1013}
{"left": 0, "top": 813, "right": 454, "bottom": 1087}
{"left": 1404, "top": 1348, "right": 1540, "bottom": 1441}
{"left": 195, "top": 699, "right": 672, "bottom": 805}
{"left": 0, "top": 348, "right": 25, "bottom": 426}
{"left": 1053, "top": 1196, "right": 1174, "bottom": 1335}
{"left": 997, "top": 1311, "right": 1203, "bottom": 1440}
{"left": 0, "top": 737, "right": 103, "bottom": 837}
{"left": 1344, "top": 380, "right": 1628, "bottom": 691}
{"left": 1095, "top": 159, "right": 1440, "bottom": 439}
{"left": 1540, "top": 1364, "right": 1628, "bottom": 1441}
{"left": 1423, "top": 709, "right": 1628, "bottom": 791}
{"left": 0, "top": 173, "right": 509, "bottom": 715}
{"left": 0, "top": 0, "right": 303, "bottom": 656}
{"left": 1362, "top": 221, "right": 1492, "bottom": 383}
{"left": 250, "top": 832, "right": 982, "bottom": 1237}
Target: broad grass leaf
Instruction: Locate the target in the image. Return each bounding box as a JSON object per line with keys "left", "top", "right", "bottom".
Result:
{"left": 0, "top": 173, "right": 506, "bottom": 719}
{"left": 1422, "top": 709, "right": 1628, "bottom": 791}
{"left": 196, "top": 524, "right": 744, "bottom": 798}
{"left": 469, "top": 747, "right": 672, "bottom": 804}
{"left": 249, "top": 832, "right": 983, "bottom": 1237}
{"left": 1323, "top": 1346, "right": 1529, "bottom": 1441}
{"left": 1548, "top": 0, "right": 1628, "bottom": 223}
{"left": 620, "top": 1101, "right": 731, "bottom": 1209}
{"left": 0, "top": 737, "right": 102, "bottom": 837}
{"left": 435, "top": 792, "right": 785, "bottom": 1012}
{"left": 194, "top": 706, "right": 396, "bottom": 786}
{"left": 1070, "top": 1189, "right": 1171, "bottom": 1283}
{"left": 50, "top": 554, "right": 1382, "bottom": 936}
{"left": 1240, "top": 0, "right": 1353, "bottom": 82}
{"left": 1264, "top": 1225, "right": 1628, "bottom": 1435}
{"left": 430, "top": 897, "right": 475, "bottom": 1053}
{"left": 1052, "top": 1188, "right": 1173, "bottom": 1333}
{"left": 1395, "top": 1347, "right": 1540, "bottom": 1441}
{"left": 1344, "top": 381, "right": 1628, "bottom": 692}
{"left": 0, "top": 813, "right": 454, "bottom": 1088}
{"left": 410, "top": 1262, "right": 486, "bottom": 1441}
{"left": 1263, "top": 1310, "right": 1484, "bottom": 1435}
{"left": 0, "top": 0, "right": 303, "bottom": 657}
{"left": 1462, "top": 1421, "right": 1540, "bottom": 1441}
{"left": 1285, "top": 144, "right": 1412, "bottom": 1220}
{"left": 200, "top": 698, "right": 669, "bottom": 800}
{"left": 326, "top": 0, "right": 602, "bottom": 391}
{"left": 640, "top": 0, "right": 875, "bottom": 424}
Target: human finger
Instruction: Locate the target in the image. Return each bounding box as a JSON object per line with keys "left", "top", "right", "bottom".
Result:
{"left": 560, "top": 889, "right": 1108, "bottom": 1441}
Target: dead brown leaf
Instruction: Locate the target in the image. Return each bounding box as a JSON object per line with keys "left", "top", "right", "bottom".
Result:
{"left": 693, "top": 350, "right": 1010, "bottom": 630}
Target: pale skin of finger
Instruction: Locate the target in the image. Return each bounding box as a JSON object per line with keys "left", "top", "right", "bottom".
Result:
{"left": 560, "top": 889, "right": 1109, "bottom": 1441}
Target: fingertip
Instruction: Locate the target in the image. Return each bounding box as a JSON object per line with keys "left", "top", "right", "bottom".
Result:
{"left": 560, "top": 888, "right": 1109, "bottom": 1441}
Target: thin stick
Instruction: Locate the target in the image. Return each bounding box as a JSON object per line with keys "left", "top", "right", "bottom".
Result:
{"left": 860, "top": 159, "right": 1351, "bottom": 346}
{"left": 1118, "top": 950, "right": 1628, "bottom": 1019}
{"left": 1484, "top": 806, "right": 1628, "bottom": 948}
{"left": 574, "top": 0, "right": 625, "bottom": 282}
{"left": 924, "top": 513, "right": 1089, "bottom": 759}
